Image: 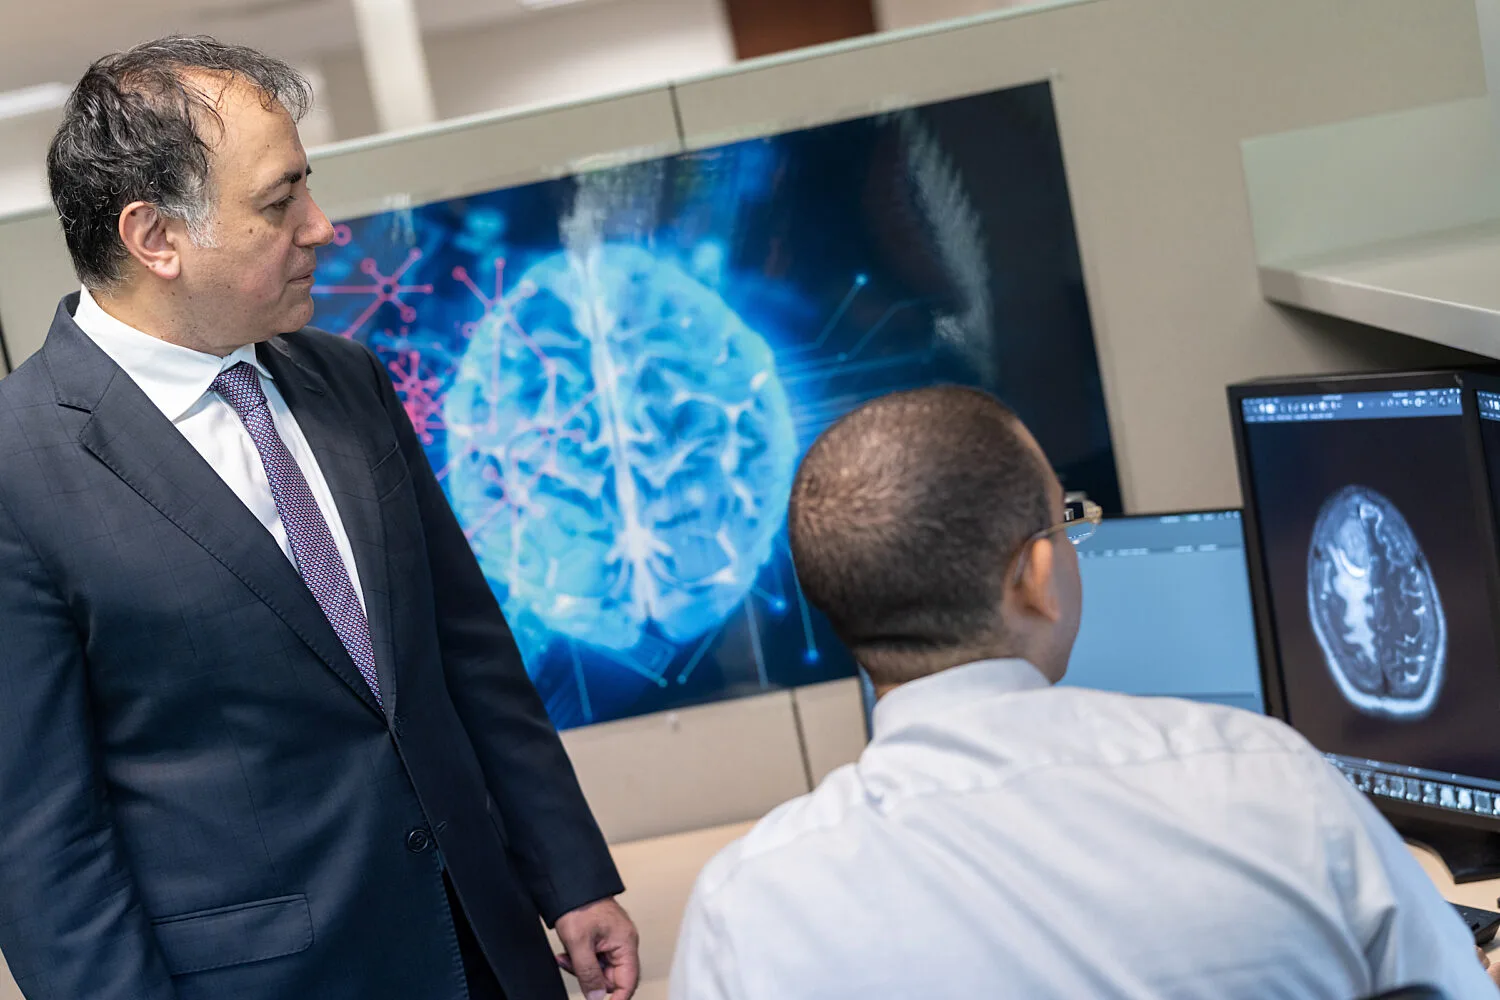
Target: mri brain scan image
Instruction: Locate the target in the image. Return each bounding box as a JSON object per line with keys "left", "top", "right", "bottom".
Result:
{"left": 1306, "top": 485, "right": 1446, "bottom": 720}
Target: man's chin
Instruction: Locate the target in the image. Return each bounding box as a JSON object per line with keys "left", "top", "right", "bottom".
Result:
{"left": 274, "top": 297, "right": 317, "bottom": 335}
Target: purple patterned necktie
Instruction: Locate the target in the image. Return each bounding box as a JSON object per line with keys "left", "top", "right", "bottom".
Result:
{"left": 212, "top": 361, "right": 381, "bottom": 705}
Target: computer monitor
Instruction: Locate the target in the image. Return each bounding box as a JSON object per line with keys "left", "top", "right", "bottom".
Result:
{"left": 1061, "top": 510, "right": 1264, "bottom": 711}
{"left": 1230, "top": 371, "right": 1500, "bottom": 880}
{"left": 859, "top": 509, "right": 1265, "bottom": 734}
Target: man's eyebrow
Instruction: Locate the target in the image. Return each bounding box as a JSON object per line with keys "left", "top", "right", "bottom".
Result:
{"left": 256, "top": 166, "right": 311, "bottom": 199}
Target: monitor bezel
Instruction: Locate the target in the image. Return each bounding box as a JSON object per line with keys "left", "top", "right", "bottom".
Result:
{"left": 1227, "top": 368, "right": 1500, "bottom": 835}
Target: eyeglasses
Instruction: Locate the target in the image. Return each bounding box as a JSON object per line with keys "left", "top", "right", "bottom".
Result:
{"left": 1057, "top": 497, "right": 1103, "bottom": 546}
{"left": 1009, "top": 497, "right": 1103, "bottom": 585}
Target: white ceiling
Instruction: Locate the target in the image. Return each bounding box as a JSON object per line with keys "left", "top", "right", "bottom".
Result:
{"left": 0, "top": 0, "right": 581, "bottom": 93}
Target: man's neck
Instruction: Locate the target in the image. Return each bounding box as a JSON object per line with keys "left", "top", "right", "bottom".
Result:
{"left": 870, "top": 648, "right": 1044, "bottom": 702}
{"left": 89, "top": 286, "right": 234, "bottom": 358}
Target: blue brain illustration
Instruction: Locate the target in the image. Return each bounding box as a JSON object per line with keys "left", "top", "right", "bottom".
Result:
{"left": 443, "top": 244, "right": 798, "bottom": 654}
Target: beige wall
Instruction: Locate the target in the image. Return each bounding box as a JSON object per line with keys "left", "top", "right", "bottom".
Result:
{"left": 0, "top": 111, "right": 59, "bottom": 220}
{"left": 322, "top": 0, "right": 734, "bottom": 141}
{"left": 875, "top": 0, "right": 1033, "bottom": 31}
{"left": 675, "top": 0, "right": 1487, "bottom": 511}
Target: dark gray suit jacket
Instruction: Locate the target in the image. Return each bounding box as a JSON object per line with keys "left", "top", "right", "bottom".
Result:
{"left": 0, "top": 296, "right": 622, "bottom": 999}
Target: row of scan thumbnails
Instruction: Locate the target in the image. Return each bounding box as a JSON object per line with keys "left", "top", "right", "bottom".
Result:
{"left": 1338, "top": 762, "right": 1500, "bottom": 817}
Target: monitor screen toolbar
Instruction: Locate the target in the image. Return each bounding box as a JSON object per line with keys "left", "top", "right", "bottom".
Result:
{"left": 1241, "top": 388, "right": 1462, "bottom": 424}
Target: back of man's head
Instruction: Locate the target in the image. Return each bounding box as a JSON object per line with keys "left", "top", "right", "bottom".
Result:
{"left": 788, "top": 385, "right": 1058, "bottom": 686}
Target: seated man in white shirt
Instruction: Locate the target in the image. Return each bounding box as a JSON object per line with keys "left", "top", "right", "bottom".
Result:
{"left": 670, "top": 385, "right": 1498, "bottom": 1000}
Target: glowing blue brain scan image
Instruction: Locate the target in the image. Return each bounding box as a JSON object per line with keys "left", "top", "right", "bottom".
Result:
{"left": 311, "top": 81, "right": 1122, "bottom": 728}
{"left": 443, "top": 244, "right": 798, "bottom": 655}
{"left": 1306, "top": 485, "right": 1446, "bottom": 719}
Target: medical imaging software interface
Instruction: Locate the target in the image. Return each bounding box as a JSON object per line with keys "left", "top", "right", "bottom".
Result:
{"left": 1240, "top": 387, "right": 1500, "bottom": 821}
{"left": 1060, "top": 512, "right": 1263, "bottom": 714}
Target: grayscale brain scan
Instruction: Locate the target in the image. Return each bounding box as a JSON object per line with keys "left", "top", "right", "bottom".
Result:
{"left": 1306, "top": 485, "right": 1446, "bottom": 720}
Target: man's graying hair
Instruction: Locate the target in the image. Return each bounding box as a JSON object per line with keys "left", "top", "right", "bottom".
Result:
{"left": 47, "top": 36, "right": 313, "bottom": 290}
{"left": 788, "top": 385, "right": 1054, "bottom": 684}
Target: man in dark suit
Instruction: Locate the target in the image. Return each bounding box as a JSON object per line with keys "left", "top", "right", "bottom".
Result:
{"left": 0, "top": 36, "right": 637, "bottom": 1000}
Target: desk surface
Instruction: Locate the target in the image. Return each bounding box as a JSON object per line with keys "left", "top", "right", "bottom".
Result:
{"left": 1410, "top": 842, "right": 1500, "bottom": 960}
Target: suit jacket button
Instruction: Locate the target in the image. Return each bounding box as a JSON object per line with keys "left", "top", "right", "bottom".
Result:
{"left": 406, "top": 828, "right": 431, "bottom": 853}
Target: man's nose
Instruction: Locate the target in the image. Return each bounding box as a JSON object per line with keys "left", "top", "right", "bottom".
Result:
{"left": 301, "top": 198, "right": 336, "bottom": 248}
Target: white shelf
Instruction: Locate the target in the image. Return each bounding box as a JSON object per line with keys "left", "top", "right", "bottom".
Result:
{"left": 1259, "top": 223, "right": 1500, "bottom": 360}
{"left": 1242, "top": 95, "right": 1500, "bottom": 361}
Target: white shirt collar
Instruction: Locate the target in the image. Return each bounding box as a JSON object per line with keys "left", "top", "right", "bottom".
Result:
{"left": 73, "top": 286, "right": 272, "bottom": 422}
{"left": 871, "top": 658, "right": 1051, "bottom": 738}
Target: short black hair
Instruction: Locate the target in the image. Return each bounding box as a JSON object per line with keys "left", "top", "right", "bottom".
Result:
{"left": 788, "top": 385, "right": 1054, "bottom": 683}
{"left": 47, "top": 35, "right": 313, "bottom": 290}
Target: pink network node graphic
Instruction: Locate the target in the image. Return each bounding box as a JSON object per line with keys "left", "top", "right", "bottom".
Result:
{"left": 440, "top": 259, "right": 601, "bottom": 542}
{"left": 386, "top": 350, "right": 446, "bottom": 446}
{"left": 312, "top": 247, "right": 434, "bottom": 340}
{"left": 452, "top": 260, "right": 535, "bottom": 339}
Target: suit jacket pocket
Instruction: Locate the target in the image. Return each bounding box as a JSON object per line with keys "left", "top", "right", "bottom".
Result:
{"left": 151, "top": 894, "right": 313, "bottom": 975}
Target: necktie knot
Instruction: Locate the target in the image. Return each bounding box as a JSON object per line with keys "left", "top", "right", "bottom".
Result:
{"left": 211, "top": 361, "right": 268, "bottom": 419}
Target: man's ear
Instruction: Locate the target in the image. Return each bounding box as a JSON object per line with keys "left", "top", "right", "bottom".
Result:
{"left": 117, "top": 202, "right": 184, "bottom": 280}
{"left": 1016, "top": 536, "right": 1062, "bottom": 624}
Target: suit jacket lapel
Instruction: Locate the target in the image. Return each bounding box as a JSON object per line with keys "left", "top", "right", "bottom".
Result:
{"left": 259, "top": 338, "right": 398, "bottom": 718}
{"left": 44, "top": 300, "right": 385, "bottom": 721}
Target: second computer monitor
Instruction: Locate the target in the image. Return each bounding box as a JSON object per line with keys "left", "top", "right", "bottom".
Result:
{"left": 1061, "top": 510, "right": 1264, "bottom": 713}
{"left": 861, "top": 510, "right": 1265, "bottom": 734}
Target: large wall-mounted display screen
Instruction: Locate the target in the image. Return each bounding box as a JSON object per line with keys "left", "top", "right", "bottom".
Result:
{"left": 311, "top": 81, "right": 1119, "bottom": 729}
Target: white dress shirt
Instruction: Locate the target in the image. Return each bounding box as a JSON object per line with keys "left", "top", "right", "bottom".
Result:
{"left": 72, "top": 288, "right": 365, "bottom": 610}
{"left": 671, "top": 659, "right": 1493, "bottom": 1000}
